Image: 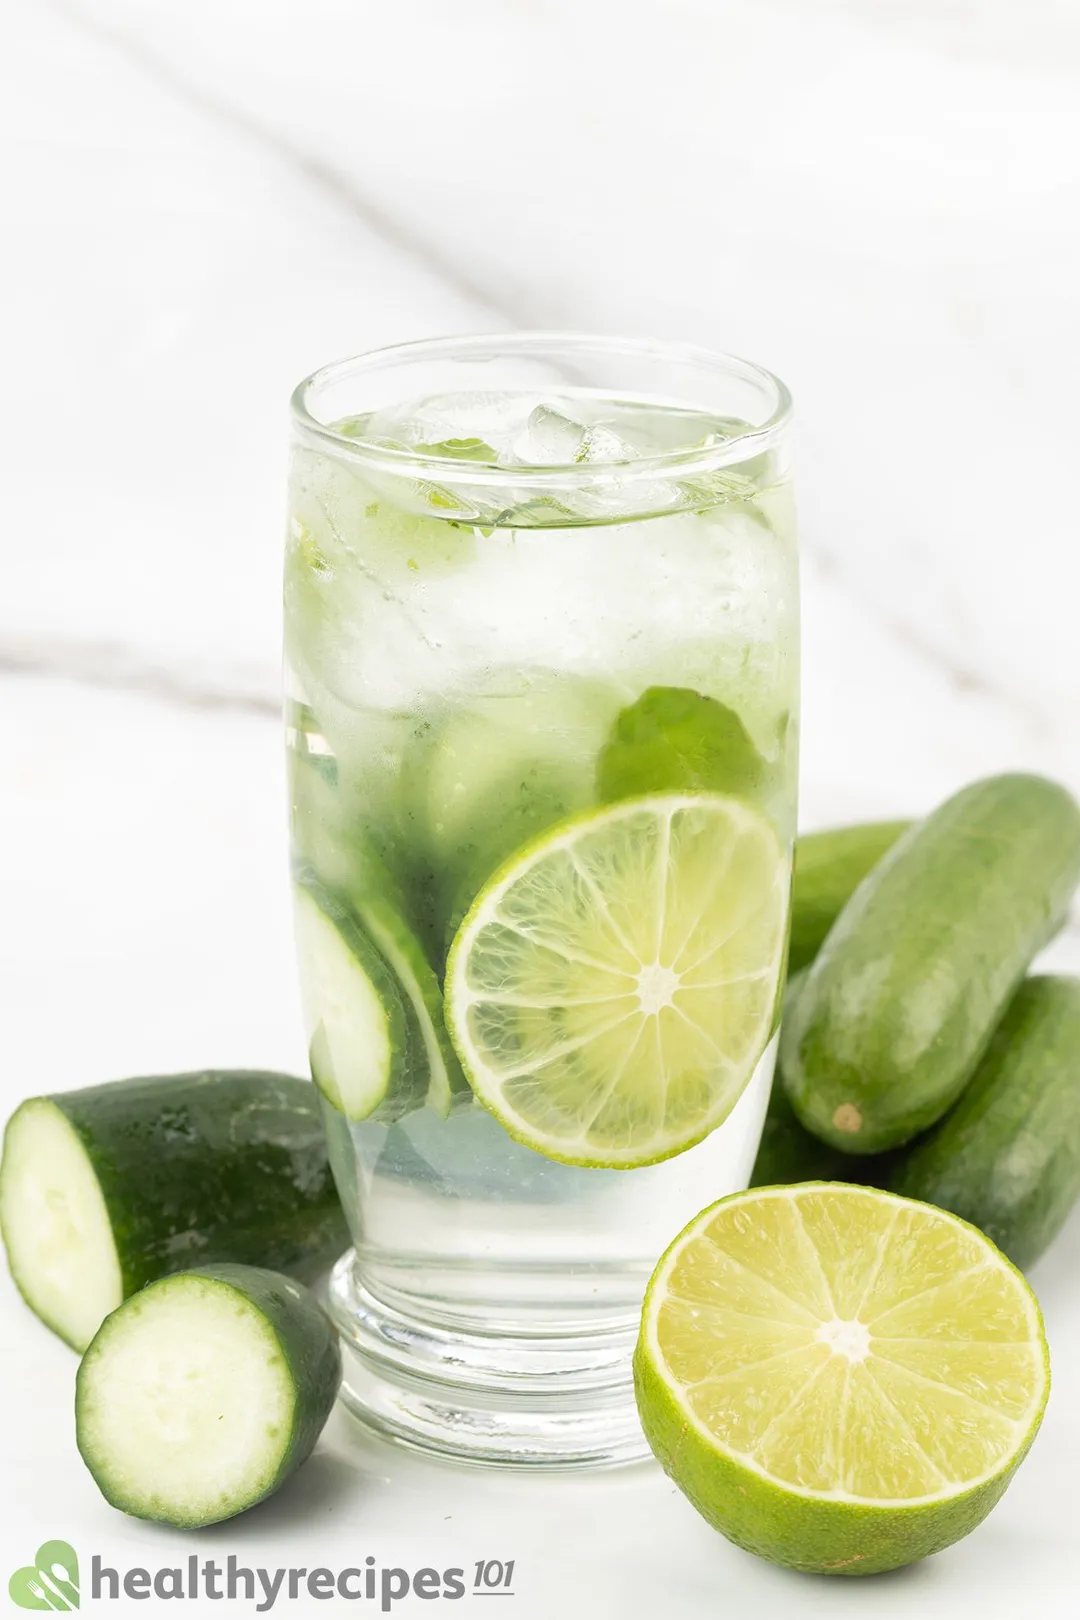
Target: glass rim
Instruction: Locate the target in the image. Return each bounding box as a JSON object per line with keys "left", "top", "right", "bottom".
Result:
{"left": 289, "top": 331, "right": 792, "bottom": 489}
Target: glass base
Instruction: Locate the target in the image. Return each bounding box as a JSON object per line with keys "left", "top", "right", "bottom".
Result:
{"left": 326, "top": 1253, "right": 651, "bottom": 1469}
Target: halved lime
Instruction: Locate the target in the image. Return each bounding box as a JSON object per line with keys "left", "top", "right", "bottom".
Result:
{"left": 445, "top": 793, "right": 789, "bottom": 1168}
{"left": 635, "top": 1184, "right": 1050, "bottom": 1576}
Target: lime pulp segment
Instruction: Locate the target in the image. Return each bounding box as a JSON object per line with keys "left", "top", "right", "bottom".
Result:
{"left": 636, "top": 1184, "right": 1049, "bottom": 1575}
{"left": 445, "top": 793, "right": 789, "bottom": 1168}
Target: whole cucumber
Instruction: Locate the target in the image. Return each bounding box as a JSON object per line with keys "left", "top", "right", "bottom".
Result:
{"left": 892, "top": 976, "right": 1080, "bottom": 1269}
{"left": 751, "top": 1073, "right": 896, "bottom": 1188}
{"left": 781, "top": 774, "right": 1080, "bottom": 1154}
{"left": 0, "top": 1070, "right": 348, "bottom": 1350}
{"left": 751, "top": 974, "right": 896, "bottom": 1188}
{"left": 789, "top": 820, "right": 912, "bottom": 974}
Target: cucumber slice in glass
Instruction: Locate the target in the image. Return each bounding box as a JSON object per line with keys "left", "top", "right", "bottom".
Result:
{"left": 290, "top": 743, "right": 468, "bottom": 1116}
{"left": 293, "top": 876, "right": 428, "bottom": 1123}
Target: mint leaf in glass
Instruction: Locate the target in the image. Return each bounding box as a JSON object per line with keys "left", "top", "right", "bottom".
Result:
{"left": 597, "top": 685, "right": 769, "bottom": 801}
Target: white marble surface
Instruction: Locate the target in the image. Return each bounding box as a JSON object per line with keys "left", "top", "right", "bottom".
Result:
{"left": 3, "top": 1, "right": 1080, "bottom": 1614}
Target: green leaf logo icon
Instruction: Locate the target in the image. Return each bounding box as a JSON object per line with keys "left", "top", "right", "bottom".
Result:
{"left": 9, "top": 1541, "right": 79, "bottom": 1610}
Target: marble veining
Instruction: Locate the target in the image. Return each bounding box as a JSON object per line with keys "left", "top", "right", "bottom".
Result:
{"left": 44, "top": 0, "right": 524, "bottom": 328}
{"left": 0, "top": 633, "right": 279, "bottom": 716}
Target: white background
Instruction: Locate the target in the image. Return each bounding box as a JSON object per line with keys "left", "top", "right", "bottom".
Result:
{"left": 2, "top": 1, "right": 1080, "bottom": 1614}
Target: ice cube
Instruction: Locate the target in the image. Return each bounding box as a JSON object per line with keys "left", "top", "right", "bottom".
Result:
{"left": 508, "top": 403, "right": 639, "bottom": 468}
{"left": 364, "top": 391, "right": 532, "bottom": 460}
{"left": 328, "top": 390, "right": 777, "bottom": 532}
{"left": 492, "top": 401, "right": 685, "bottom": 521}
{"left": 350, "top": 393, "right": 759, "bottom": 525}
{"left": 596, "top": 403, "right": 749, "bottom": 457}
{"left": 343, "top": 393, "right": 528, "bottom": 523}
{"left": 286, "top": 447, "right": 471, "bottom": 712}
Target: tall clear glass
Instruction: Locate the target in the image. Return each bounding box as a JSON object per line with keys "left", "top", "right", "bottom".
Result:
{"left": 285, "top": 334, "right": 798, "bottom": 1467}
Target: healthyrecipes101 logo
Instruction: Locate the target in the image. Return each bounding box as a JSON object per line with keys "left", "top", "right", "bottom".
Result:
{"left": 9, "top": 1541, "right": 80, "bottom": 1611}
{"left": 9, "top": 1543, "right": 518, "bottom": 1610}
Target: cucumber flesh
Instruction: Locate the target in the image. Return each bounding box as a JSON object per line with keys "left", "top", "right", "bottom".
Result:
{"left": 0, "top": 1099, "right": 123, "bottom": 1352}
{"left": 75, "top": 1264, "right": 341, "bottom": 1528}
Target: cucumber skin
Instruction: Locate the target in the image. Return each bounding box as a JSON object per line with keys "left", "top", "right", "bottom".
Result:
{"left": 891, "top": 976, "right": 1080, "bottom": 1270}
{"left": 782, "top": 775, "right": 1080, "bottom": 1154}
{"left": 751, "top": 973, "right": 896, "bottom": 1189}
{"left": 752, "top": 1073, "right": 898, "bottom": 1190}
{"left": 789, "top": 821, "right": 912, "bottom": 975}
{"left": 76, "top": 1263, "right": 341, "bottom": 1527}
{"left": 751, "top": 1079, "right": 866, "bottom": 1187}
{"left": 47, "top": 1071, "right": 348, "bottom": 1301}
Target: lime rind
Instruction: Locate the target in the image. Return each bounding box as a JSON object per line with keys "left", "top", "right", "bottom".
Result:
{"left": 445, "top": 792, "right": 789, "bottom": 1169}
{"left": 635, "top": 1183, "right": 1050, "bottom": 1576}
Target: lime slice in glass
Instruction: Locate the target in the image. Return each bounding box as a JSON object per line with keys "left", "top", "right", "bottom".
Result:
{"left": 445, "top": 793, "right": 789, "bottom": 1168}
{"left": 635, "top": 1184, "right": 1050, "bottom": 1575}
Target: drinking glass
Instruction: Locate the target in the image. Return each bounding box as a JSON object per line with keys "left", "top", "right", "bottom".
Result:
{"left": 285, "top": 334, "right": 798, "bottom": 1467}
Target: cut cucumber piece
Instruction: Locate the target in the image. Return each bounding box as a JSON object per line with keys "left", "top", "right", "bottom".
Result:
{"left": 0, "top": 1072, "right": 348, "bottom": 1352}
{"left": 289, "top": 743, "right": 468, "bottom": 1116}
{"left": 293, "top": 876, "right": 427, "bottom": 1122}
{"left": 76, "top": 1263, "right": 341, "bottom": 1528}
{"left": 358, "top": 892, "right": 469, "bottom": 1117}
{"left": 1, "top": 1100, "right": 120, "bottom": 1353}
